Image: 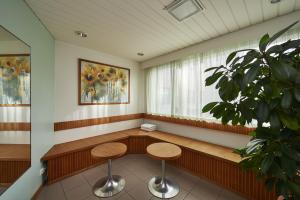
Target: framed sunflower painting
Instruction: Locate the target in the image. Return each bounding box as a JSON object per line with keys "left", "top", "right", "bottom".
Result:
{"left": 78, "top": 59, "right": 130, "bottom": 105}
{"left": 0, "top": 54, "right": 30, "bottom": 106}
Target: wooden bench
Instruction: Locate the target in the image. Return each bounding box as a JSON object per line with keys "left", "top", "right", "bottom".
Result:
{"left": 0, "top": 144, "right": 30, "bottom": 186}
{"left": 42, "top": 129, "right": 275, "bottom": 200}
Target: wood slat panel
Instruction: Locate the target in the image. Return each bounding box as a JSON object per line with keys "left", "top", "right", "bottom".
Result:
{"left": 0, "top": 160, "right": 30, "bottom": 184}
{"left": 43, "top": 130, "right": 276, "bottom": 200}
{"left": 0, "top": 122, "right": 31, "bottom": 131}
{"left": 144, "top": 114, "right": 255, "bottom": 135}
{"left": 54, "top": 113, "right": 144, "bottom": 131}
{"left": 127, "top": 137, "right": 148, "bottom": 154}
{"left": 168, "top": 148, "right": 276, "bottom": 200}
{"left": 46, "top": 138, "right": 128, "bottom": 184}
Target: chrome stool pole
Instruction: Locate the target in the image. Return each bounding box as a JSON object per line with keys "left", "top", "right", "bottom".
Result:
{"left": 93, "top": 159, "right": 125, "bottom": 197}
{"left": 148, "top": 160, "right": 180, "bottom": 198}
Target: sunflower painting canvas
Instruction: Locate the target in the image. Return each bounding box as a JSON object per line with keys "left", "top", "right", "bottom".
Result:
{"left": 0, "top": 54, "right": 30, "bottom": 106}
{"left": 79, "top": 59, "right": 130, "bottom": 105}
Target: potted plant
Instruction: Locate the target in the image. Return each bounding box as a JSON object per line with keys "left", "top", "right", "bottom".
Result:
{"left": 202, "top": 22, "right": 300, "bottom": 200}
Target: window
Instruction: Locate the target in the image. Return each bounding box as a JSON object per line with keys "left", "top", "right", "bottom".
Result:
{"left": 146, "top": 29, "right": 300, "bottom": 122}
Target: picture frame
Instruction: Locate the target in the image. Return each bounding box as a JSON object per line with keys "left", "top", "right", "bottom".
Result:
{"left": 78, "top": 58, "right": 130, "bottom": 105}
{"left": 0, "top": 54, "right": 31, "bottom": 107}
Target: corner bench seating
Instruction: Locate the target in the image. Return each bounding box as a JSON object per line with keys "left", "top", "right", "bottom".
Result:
{"left": 42, "top": 129, "right": 275, "bottom": 200}
{"left": 0, "top": 144, "right": 30, "bottom": 186}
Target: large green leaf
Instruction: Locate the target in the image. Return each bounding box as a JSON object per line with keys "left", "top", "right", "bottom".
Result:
{"left": 226, "top": 52, "right": 237, "bottom": 65}
{"left": 282, "top": 39, "right": 300, "bottom": 50}
{"left": 205, "top": 71, "right": 223, "bottom": 86}
{"left": 204, "top": 65, "right": 225, "bottom": 73}
{"left": 218, "top": 81, "right": 239, "bottom": 101}
{"left": 257, "top": 102, "right": 270, "bottom": 123}
{"left": 281, "top": 144, "right": 300, "bottom": 161}
{"left": 204, "top": 66, "right": 220, "bottom": 72}
{"left": 202, "top": 102, "right": 218, "bottom": 113}
{"left": 261, "top": 154, "right": 274, "bottom": 173}
{"left": 266, "top": 44, "right": 284, "bottom": 55}
{"left": 281, "top": 91, "right": 292, "bottom": 109}
{"left": 240, "top": 50, "right": 260, "bottom": 67}
{"left": 270, "top": 113, "right": 281, "bottom": 129}
{"left": 272, "top": 60, "right": 297, "bottom": 81}
{"left": 242, "top": 64, "right": 260, "bottom": 88}
{"left": 267, "top": 21, "right": 298, "bottom": 46}
{"left": 287, "top": 182, "right": 300, "bottom": 196}
{"left": 280, "top": 155, "right": 297, "bottom": 177}
{"left": 210, "top": 103, "right": 227, "bottom": 119}
{"left": 259, "top": 33, "right": 270, "bottom": 52}
{"left": 279, "top": 113, "right": 299, "bottom": 130}
{"left": 294, "top": 87, "right": 300, "bottom": 102}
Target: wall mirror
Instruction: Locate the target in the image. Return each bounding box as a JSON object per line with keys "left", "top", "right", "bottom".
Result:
{"left": 0, "top": 26, "right": 31, "bottom": 195}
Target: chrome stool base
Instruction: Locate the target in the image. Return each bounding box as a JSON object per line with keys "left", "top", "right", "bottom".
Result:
{"left": 93, "top": 175, "right": 125, "bottom": 197}
{"left": 93, "top": 159, "right": 125, "bottom": 198}
{"left": 148, "top": 176, "right": 179, "bottom": 199}
{"left": 148, "top": 160, "right": 180, "bottom": 199}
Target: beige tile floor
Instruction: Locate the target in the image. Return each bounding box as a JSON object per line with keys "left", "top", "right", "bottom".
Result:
{"left": 37, "top": 154, "right": 245, "bottom": 200}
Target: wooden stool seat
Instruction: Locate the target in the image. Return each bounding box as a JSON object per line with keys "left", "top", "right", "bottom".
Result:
{"left": 147, "top": 142, "right": 182, "bottom": 160}
{"left": 147, "top": 142, "right": 182, "bottom": 199}
{"left": 90, "top": 142, "right": 127, "bottom": 198}
{"left": 91, "top": 142, "right": 127, "bottom": 160}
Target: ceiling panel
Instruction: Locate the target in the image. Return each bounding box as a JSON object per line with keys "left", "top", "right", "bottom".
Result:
{"left": 227, "top": 0, "right": 251, "bottom": 27}
{"left": 244, "top": 0, "right": 264, "bottom": 25}
{"left": 261, "top": 0, "right": 279, "bottom": 20}
{"left": 25, "top": 0, "right": 300, "bottom": 62}
{"left": 279, "top": 0, "right": 296, "bottom": 15}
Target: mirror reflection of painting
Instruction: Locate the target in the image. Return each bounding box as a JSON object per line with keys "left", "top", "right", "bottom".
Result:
{"left": 0, "top": 54, "right": 30, "bottom": 106}
{"left": 79, "top": 59, "right": 130, "bottom": 105}
{"left": 0, "top": 26, "right": 31, "bottom": 196}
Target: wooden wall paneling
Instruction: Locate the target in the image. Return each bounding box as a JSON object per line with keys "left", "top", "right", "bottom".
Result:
{"left": 128, "top": 137, "right": 148, "bottom": 154}
{"left": 46, "top": 138, "right": 128, "bottom": 184}
{"left": 0, "top": 122, "right": 31, "bottom": 131}
{"left": 54, "top": 113, "right": 144, "bottom": 131}
{"left": 0, "top": 160, "right": 30, "bottom": 184}
{"left": 167, "top": 147, "right": 276, "bottom": 200}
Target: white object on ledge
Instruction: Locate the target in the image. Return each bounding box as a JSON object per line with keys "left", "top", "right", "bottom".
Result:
{"left": 141, "top": 123, "right": 157, "bottom": 132}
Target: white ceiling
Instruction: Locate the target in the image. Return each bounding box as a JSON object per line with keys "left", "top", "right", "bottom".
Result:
{"left": 25, "top": 0, "right": 300, "bottom": 62}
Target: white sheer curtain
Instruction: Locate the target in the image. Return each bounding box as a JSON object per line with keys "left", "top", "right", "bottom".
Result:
{"left": 146, "top": 28, "right": 300, "bottom": 122}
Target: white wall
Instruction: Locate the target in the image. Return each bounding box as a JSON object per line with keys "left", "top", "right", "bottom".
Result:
{"left": 141, "top": 11, "right": 300, "bottom": 68}
{"left": 145, "top": 119, "right": 250, "bottom": 149}
{"left": 0, "top": 1, "right": 55, "bottom": 199}
{"left": 54, "top": 41, "right": 145, "bottom": 143}
{"left": 0, "top": 131, "right": 30, "bottom": 144}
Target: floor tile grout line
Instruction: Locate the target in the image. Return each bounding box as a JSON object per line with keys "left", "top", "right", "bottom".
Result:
{"left": 59, "top": 181, "right": 68, "bottom": 200}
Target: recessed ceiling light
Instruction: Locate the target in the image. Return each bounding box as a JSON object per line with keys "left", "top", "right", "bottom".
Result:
{"left": 164, "top": 0, "right": 204, "bottom": 22}
{"left": 270, "top": 0, "right": 281, "bottom": 4}
{"left": 137, "top": 52, "right": 144, "bottom": 56}
{"left": 75, "top": 30, "right": 88, "bottom": 38}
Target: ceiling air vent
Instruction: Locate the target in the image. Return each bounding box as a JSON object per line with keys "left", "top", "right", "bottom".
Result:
{"left": 164, "top": 0, "right": 205, "bottom": 21}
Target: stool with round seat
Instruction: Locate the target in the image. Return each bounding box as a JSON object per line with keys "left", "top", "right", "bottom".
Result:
{"left": 146, "top": 142, "right": 182, "bottom": 199}
{"left": 91, "top": 142, "right": 127, "bottom": 198}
